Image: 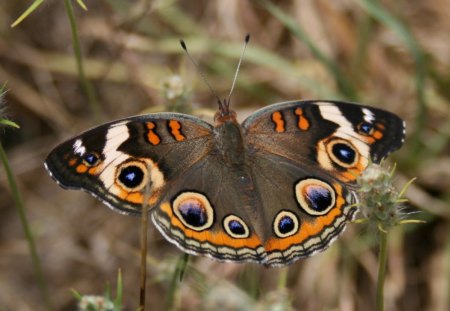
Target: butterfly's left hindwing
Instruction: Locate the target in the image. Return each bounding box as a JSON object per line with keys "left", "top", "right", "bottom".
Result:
{"left": 45, "top": 113, "right": 213, "bottom": 215}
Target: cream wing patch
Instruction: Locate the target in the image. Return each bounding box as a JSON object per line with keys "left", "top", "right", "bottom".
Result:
{"left": 99, "top": 122, "right": 130, "bottom": 190}
{"left": 318, "top": 104, "right": 370, "bottom": 166}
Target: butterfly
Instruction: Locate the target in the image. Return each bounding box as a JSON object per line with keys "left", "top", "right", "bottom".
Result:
{"left": 45, "top": 96, "right": 405, "bottom": 267}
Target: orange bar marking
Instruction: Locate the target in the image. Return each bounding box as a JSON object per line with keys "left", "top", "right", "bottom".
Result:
{"left": 146, "top": 122, "right": 161, "bottom": 145}
{"left": 168, "top": 120, "right": 185, "bottom": 141}
{"left": 271, "top": 111, "right": 285, "bottom": 133}
{"left": 76, "top": 164, "right": 88, "bottom": 173}
{"left": 294, "top": 108, "right": 310, "bottom": 130}
{"left": 373, "top": 130, "right": 383, "bottom": 140}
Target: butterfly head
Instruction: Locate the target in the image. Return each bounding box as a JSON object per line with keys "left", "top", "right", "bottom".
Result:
{"left": 214, "top": 98, "right": 237, "bottom": 125}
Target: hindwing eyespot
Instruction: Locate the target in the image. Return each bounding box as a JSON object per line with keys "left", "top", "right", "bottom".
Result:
{"left": 273, "top": 211, "right": 299, "bottom": 238}
{"left": 223, "top": 214, "right": 250, "bottom": 238}
{"left": 295, "top": 178, "right": 336, "bottom": 216}
{"left": 172, "top": 192, "right": 214, "bottom": 231}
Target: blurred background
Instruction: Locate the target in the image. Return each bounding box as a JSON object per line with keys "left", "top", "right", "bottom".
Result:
{"left": 0, "top": 1, "right": 449, "bottom": 310}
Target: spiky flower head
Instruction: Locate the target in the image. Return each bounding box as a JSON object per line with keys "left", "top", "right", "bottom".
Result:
{"left": 356, "top": 162, "right": 416, "bottom": 232}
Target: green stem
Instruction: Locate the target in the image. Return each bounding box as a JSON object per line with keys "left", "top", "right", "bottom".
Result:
{"left": 63, "top": 0, "right": 102, "bottom": 122}
{"left": 277, "top": 267, "right": 288, "bottom": 290}
{"left": 376, "top": 228, "right": 388, "bottom": 311}
{"left": 0, "top": 143, "right": 53, "bottom": 310}
{"left": 139, "top": 188, "right": 150, "bottom": 310}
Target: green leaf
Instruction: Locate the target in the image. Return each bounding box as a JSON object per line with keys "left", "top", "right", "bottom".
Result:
{"left": 11, "top": 0, "right": 45, "bottom": 28}
{"left": 76, "top": 0, "right": 88, "bottom": 11}
{"left": 114, "top": 269, "right": 123, "bottom": 310}
{"left": 0, "top": 119, "right": 20, "bottom": 128}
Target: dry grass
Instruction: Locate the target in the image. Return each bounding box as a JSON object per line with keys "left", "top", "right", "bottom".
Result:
{"left": 0, "top": 1, "right": 449, "bottom": 310}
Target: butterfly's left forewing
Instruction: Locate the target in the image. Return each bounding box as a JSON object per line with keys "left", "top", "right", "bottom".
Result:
{"left": 45, "top": 113, "right": 214, "bottom": 215}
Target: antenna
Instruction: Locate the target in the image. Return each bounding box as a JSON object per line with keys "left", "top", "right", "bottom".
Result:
{"left": 179, "top": 40, "right": 221, "bottom": 106}
{"left": 227, "top": 34, "right": 250, "bottom": 104}
{"left": 180, "top": 34, "right": 250, "bottom": 115}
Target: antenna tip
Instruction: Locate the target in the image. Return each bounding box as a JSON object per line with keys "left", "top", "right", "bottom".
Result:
{"left": 245, "top": 33, "right": 250, "bottom": 43}
{"left": 180, "top": 40, "right": 187, "bottom": 51}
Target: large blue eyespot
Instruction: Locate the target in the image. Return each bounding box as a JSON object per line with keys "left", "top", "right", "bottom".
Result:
{"left": 179, "top": 200, "right": 207, "bottom": 227}
{"left": 295, "top": 178, "right": 336, "bottom": 216}
{"left": 332, "top": 143, "right": 356, "bottom": 165}
{"left": 118, "top": 165, "right": 144, "bottom": 188}
{"left": 173, "top": 192, "right": 214, "bottom": 231}
{"left": 305, "top": 185, "right": 333, "bottom": 212}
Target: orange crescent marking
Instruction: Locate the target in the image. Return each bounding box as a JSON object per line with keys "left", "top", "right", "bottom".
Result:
{"left": 271, "top": 111, "right": 285, "bottom": 133}
{"left": 68, "top": 158, "right": 77, "bottom": 166}
{"left": 265, "top": 184, "right": 347, "bottom": 252}
{"left": 339, "top": 160, "right": 367, "bottom": 182}
{"left": 161, "top": 202, "right": 262, "bottom": 248}
{"left": 76, "top": 164, "right": 88, "bottom": 173}
{"left": 373, "top": 130, "right": 383, "bottom": 140}
{"left": 126, "top": 192, "right": 144, "bottom": 204}
{"left": 88, "top": 167, "right": 101, "bottom": 175}
{"left": 294, "top": 108, "right": 310, "bottom": 130}
{"left": 362, "top": 136, "right": 376, "bottom": 144}
{"left": 168, "top": 120, "right": 185, "bottom": 141}
{"left": 146, "top": 122, "right": 161, "bottom": 145}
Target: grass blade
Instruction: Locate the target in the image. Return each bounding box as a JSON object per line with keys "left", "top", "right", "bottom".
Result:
{"left": 64, "top": 0, "right": 102, "bottom": 122}
{"left": 10, "top": 0, "right": 45, "bottom": 28}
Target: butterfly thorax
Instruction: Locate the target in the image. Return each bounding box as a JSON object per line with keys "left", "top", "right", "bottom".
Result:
{"left": 213, "top": 119, "right": 246, "bottom": 167}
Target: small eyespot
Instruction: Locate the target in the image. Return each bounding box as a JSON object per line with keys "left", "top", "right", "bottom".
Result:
{"left": 273, "top": 211, "right": 299, "bottom": 238}
{"left": 116, "top": 161, "right": 148, "bottom": 191}
{"left": 295, "top": 178, "right": 336, "bottom": 216}
{"left": 358, "top": 122, "right": 374, "bottom": 135}
{"left": 82, "top": 152, "right": 100, "bottom": 167}
{"left": 326, "top": 139, "right": 359, "bottom": 168}
{"left": 172, "top": 192, "right": 214, "bottom": 231}
{"left": 223, "top": 215, "right": 250, "bottom": 238}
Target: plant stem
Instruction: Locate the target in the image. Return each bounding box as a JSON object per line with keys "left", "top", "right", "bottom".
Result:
{"left": 376, "top": 228, "right": 388, "bottom": 311}
{"left": 64, "top": 0, "right": 102, "bottom": 122}
{"left": 0, "top": 142, "right": 52, "bottom": 310}
{"left": 277, "top": 267, "right": 288, "bottom": 290}
{"left": 139, "top": 193, "right": 150, "bottom": 310}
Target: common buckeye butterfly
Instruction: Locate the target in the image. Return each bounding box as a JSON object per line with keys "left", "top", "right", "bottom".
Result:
{"left": 45, "top": 97, "right": 405, "bottom": 267}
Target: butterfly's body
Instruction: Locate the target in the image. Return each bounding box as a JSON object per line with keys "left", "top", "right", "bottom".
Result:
{"left": 45, "top": 100, "right": 405, "bottom": 267}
